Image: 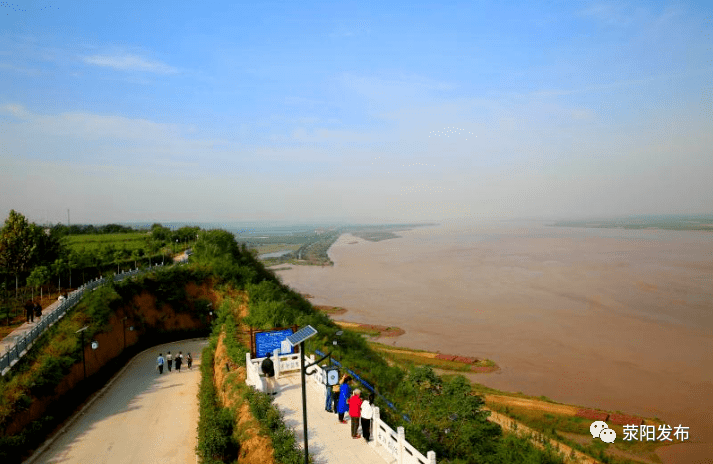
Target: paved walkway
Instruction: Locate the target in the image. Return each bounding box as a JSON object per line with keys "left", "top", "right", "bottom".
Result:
{"left": 274, "top": 373, "right": 395, "bottom": 464}
{"left": 1, "top": 297, "right": 62, "bottom": 353}
{"left": 27, "top": 339, "right": 208, "bottom": 464}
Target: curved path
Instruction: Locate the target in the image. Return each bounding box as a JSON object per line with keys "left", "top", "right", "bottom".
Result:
{"left": 27, "top": 339, "right": 208, "bottom": 464}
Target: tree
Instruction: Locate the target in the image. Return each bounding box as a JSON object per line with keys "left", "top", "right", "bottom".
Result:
{"left": 194, "top": 229, "right": 240, "bottom": 263}
{"left": 68, "top": 250, "right": 82, "bottom": 287}
{"left": 27, "top": 266, "right": 50, "bottom": 301}
{"left": 0, "top": 210, "right": 36, "bottom": 298}
{"left": 150, "top": 223, "right": 171, "bottom": 242}
{"left": 114, "top": 249, "right": 124, "bottom": 273}
{"left": 28, "top": 223, "right": 64, "bottom": 268}
{"left": 53, "top": 258, "right": 67, "bottom": 291}
{"left": 399, "top": 366, "right": 502, "bottom": 461}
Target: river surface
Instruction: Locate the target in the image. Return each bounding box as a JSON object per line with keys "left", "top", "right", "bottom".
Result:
{"left": 275, "top": 221, "right": 713, "bottom": 463}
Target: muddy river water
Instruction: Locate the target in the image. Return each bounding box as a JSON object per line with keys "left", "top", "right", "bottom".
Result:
{"left": 275, "top": 221, "right": 713, "bottom": 463}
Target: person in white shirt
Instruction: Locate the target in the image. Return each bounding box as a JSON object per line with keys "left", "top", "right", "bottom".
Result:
{"left": 360, "top": 393, "right": 375, "bottom": 442}
{"left": 156, "top": 353, "right": 165, "bottom": 374}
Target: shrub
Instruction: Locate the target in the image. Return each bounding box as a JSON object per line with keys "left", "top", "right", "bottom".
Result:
{"left": 196, "top": 342, "right": 238, "bottom": 463}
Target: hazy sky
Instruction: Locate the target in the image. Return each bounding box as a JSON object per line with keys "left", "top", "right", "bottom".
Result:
{"left": 1, "top": 1, "right": 711, "bottom": 224}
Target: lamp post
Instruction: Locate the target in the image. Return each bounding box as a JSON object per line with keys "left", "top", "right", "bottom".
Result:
{"left": 286, "top": 327, "right": 342, "bottom": 464}
{"left": 121, "top": 317, "right": 133, "bottom": 350}
{"left": 76, "top": 326, "right": 89, "bottom": 379}
{"left": 122, "top": 317, "right": 127, "bottom": 350}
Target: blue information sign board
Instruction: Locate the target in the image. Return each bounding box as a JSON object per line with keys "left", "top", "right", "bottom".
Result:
{"left": 255, "top": 329, "right": 294, "bottom": 358}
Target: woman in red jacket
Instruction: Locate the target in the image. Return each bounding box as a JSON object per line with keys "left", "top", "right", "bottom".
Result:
{"left": 348, "top": 389, "right": 363, "bottom": 438}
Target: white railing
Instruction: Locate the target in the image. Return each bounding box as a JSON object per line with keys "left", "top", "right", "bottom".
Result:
{"left": 305, "top": 355, "right": 436, "bottom": 464}
{"left": 244, "top": 351, "right": 436, "bottom": 463}
{"left": 245, "top": 352, "right": 265, "bottom": 392}
{"left": 246, "top": 349, "right": 303, "bottom": 392}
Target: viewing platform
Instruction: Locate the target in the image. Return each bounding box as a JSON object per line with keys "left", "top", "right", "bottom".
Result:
{"left": 246, "top": 351, "right": 437, "bottom": 464}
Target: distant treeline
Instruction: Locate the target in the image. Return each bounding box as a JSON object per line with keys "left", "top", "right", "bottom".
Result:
{"left": 551, "top": 215, "right": 713, "bottom": 231}
{"left": 50, "top": 223, "right": 146, "bottom": 237}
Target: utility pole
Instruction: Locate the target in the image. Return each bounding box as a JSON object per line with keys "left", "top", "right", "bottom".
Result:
{"left": 76, "top": 326, "right": 88, "bottom": 379}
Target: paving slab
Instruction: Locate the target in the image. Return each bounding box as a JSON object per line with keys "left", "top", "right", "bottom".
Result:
{"left": 273, "top": 373, "right": 395, "bottom": 464}
{"left": 26, "top": 339, "right": 207, "bottom": 464}
{"left": 1, "top": 298, "right": 62, "bottom": 354}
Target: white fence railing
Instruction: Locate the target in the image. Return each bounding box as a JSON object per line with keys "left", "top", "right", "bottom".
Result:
{"left": 245, "top": 350, "right": 436, "bottom": 464}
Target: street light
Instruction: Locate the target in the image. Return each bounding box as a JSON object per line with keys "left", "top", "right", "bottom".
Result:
{"left": 286, "top": 326, "right": 343, "bottom": 464}
{"left": 121, "top": 316, "right": 134, "bottom": 350}
{"left": 76, "top": 326, "right": 98, "bottom": 380}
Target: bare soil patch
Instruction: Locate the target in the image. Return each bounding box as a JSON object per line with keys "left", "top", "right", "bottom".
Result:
{"left": 314, "top": 305, "right": 347, "bottom": 315}
{"left": 485, "top": 394, "right": 580, "bottom": 416}
{"left": 334, "top": 320, "right": 405, "bottom": 337}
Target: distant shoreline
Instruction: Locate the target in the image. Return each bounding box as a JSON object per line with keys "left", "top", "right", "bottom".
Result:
{"left": 548, "top": 215, "right": 713, "bottom": 231}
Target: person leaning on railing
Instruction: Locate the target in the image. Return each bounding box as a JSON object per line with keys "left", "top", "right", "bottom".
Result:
{"left": 360, "top": 392, "right": 375, "bottom": 442}
{"left": 349, "top": 388, "right": 363, "bottom": 438}
{"left": 337, "top": 375, "right": 352, "bottom": 423}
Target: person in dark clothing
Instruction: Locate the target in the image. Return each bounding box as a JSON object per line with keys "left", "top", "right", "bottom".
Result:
{"left": 186, "top": 352, "right": 193, "bottom": 369}
{"left": 175, "top": 351, "right": 183, "bottom": 372}
{"left": 34, "top": 302, "right": 42, "bottom": 321}
{"left": 25, "top": 302, "right": 34, "bottom": 323}
{"left": 325, "top": 380, "right": 334, "bottom": 412}
{"left": 261, "top": 352, "right": 277, "bottom": 395}
{"left": 332, "top": 382, "right": 341, "bottom": 415}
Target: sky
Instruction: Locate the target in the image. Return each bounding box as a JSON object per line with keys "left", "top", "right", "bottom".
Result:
{"left": 1, "top": 0, "right": 711, "bottom": 225}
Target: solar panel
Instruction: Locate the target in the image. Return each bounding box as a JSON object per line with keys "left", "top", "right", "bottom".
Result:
{"left": 286, "top": 325, "right": 318, "bottom": 346}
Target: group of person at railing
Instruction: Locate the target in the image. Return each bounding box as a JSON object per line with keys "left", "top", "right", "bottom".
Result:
{"left": 326, "top": 374, "right": 375, "bottom": 443}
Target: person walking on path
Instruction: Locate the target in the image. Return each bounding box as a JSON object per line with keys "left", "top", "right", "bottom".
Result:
{"left": 261, "top": 352, "right": 277, "bottom": 395}
{"left": 166, "top": 351, "right": 173, "bottom": 372}
{"left": 337, "top": 376, "right": 352, "bottom": 423}
{"left": 360, "top": 392, "right": 375, "bottom": 442}
{"left": 186, "top": 352, "right": 193, "bottom": 370}
{"left": 25, "top": 301, "right": 34, "bottom": 323}
{"left": 34, "top": 302, "right": 42, "bottom": 321}
{"left": 175, "top": 351, "right": 183, "bottom": 372}
{"left": 157, "top": 353, "right": 165, "bottom": 374}
{"left": 349, "top": 388, "right": 363, "bottom": 438}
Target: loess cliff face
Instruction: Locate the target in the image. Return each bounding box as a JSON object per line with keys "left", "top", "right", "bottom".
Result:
{"left": 212, "top": 331, "right": 276, "bottom": 464}
{"left": 2, "top": 280, "right": 217, "bottom": 438}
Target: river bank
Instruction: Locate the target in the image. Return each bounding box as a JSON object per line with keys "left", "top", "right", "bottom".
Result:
{"left": 274, "top": 222, "right": 713, "bottom": 464}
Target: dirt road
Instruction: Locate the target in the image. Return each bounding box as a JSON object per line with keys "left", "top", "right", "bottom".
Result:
{"left": 28, "top": 339, "right": 208, "bottom": 464}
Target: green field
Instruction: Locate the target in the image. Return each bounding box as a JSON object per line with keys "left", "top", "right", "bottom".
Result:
{"left": 64, "top": 232, "right": 151, "bottom": 252}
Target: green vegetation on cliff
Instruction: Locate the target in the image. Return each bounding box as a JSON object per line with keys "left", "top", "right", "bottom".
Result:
{"left": 0, "top": 264, "right": 212, "bottom": 463}
{"left": 1, "top": 224, "right": 571, "bottom": 463}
